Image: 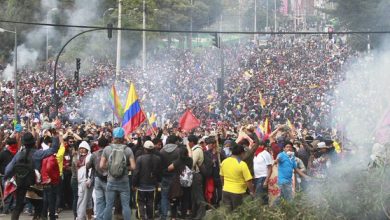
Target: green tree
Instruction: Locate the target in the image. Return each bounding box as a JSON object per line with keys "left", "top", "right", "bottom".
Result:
{"left": 326, "top": 0, "right": 390, "bottom": 50}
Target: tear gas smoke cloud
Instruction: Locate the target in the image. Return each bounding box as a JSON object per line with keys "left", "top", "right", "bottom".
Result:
{"left": 2, "top": 44, "right": 39, "bottom": 81}
{"left": 332, "top": 50, "right": 390, "bottom": 144}
{"left": 66, "top": 0, "right": 101, "bottom": 26}
{"left": 307, "top": 40, "right": 390, "bottom": 217}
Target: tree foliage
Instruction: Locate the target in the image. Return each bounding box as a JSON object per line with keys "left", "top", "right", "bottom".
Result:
{"left": 326, "top": 0, "right": 390, "bottom": 50}
{"left": 0, "top": 0, "right": 223, "bottom": 64}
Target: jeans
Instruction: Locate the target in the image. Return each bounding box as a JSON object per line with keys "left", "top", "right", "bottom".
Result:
{"left": 71, "top": 178, "right": 78, "bottom": 218}
{"left": 94, "top": 177, "right": 107, "bottom": 220}
{"left": 279, "top": 182, "right": 293, "bottom": 202}
{"left": 42, "top": 184, "right": 58, "bottom": 220}
{"left": 254, "top": 177, "right": 268, "bottom": 204}
{"left": 160, "top": 175, "right": 173, "bottom": 220}
{"left": 103, "top": 180, "right": 131, "bottom": 220}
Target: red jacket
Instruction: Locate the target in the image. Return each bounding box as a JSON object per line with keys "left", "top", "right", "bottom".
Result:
{"left": 41, "top": 155, "right": 60, "bottom": 185}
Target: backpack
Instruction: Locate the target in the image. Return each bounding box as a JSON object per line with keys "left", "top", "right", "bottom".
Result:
{"left": 94, "top": 150, "right": 108, "bottom": 181}
{"left": 108, "top": 144, "right": 127, "bottom": 178}
{"left": 179, "top": 165, "right": 193, "bottom": 187}
{"left": 41, "top": 154, "right": 60, "bottom": 185}
{"left": 194, "top": 147, "right": 213, "bottom": 178}
{"left": 13, "top": 149, "right": 35, "bottom": 188}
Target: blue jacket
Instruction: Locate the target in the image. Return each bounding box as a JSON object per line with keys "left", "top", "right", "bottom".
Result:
{"left": 4, "top": 137, "right": 60, "bottom": 179}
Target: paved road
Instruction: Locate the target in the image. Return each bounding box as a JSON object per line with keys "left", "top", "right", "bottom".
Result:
{"left": 0, "top": 210, "right": 75, "bottom": 220}
{"left": 0, "top": 210, "right": 139, "bottom": 220}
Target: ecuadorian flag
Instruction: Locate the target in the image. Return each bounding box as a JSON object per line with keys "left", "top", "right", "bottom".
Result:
{"left": 110, "top": 85, "right": 124, "bottom": 122}
{"left": 122, "top": 83, "right": 146, "bottom": 135}
{"left": 149, "top": 113, "right": 157, "bottom": 129}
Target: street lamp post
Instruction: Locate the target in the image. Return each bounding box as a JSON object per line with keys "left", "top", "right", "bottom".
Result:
{"left": 116, "top": 0, "right": 122, "bottom": 82}
{"left": 46, "top": 8, "right": 58, "bottom": 74}
{"left": 0, "top": 27, "right": 17, "bottom": 120}
{"left": 274, "top": 0, "right": 277, "bottom": 32}
{"left": 266, "top": 0, "right": 269, "bottom": 30}
{"left": 142, "top": 0, "right": 146, "bottom": 72}
{"left": 254, "top": 0, "right": 257, "bottom": 41}
{"left": 190, "top": 0, "right": 193, "bottom": 47}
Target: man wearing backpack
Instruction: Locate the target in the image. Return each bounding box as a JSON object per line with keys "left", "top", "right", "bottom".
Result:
{"left": 5, "top": 132, "right": 59, "bottom": 220}
{"left": 100, "top": 127, "right": 135, "bottom": 220}
{"left": 133, "top": 141, "right": 162, "bottom": 220}
{"left": 189, "top": 135, "right": 206, "bottom": 220}
{"left": 86, "top": 137, "right": 109, "bottom": 220}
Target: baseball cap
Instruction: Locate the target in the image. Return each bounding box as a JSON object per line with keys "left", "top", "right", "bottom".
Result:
{"left": 143, "top": 141, "right": 155, "bottom": 149}
{"left": 113, "top": 127, "right": 125, "bottom": 138}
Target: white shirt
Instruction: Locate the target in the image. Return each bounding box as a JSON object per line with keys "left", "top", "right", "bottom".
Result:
{"left": 253, "top": 150, "right": 272, "bottom": 178}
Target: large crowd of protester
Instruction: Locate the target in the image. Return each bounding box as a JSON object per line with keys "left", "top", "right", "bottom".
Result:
{"left": 0, "top": 35, "right": 360, "bottom": 220}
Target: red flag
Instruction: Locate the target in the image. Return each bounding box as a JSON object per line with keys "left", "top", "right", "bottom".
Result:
{"left": 4, "top": 178, "right": 17, "bottom": 199}
{"left": 179, "top": 110, "right": 201, "bottom": 131}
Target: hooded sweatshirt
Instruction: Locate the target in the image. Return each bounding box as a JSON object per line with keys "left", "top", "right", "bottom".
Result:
{"left": 160, "top": 144, "right": 180, "bottom": 175}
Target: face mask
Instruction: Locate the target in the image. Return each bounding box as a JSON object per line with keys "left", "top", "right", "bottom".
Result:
{"left": 286, "top": 151, "right": 294, "bottom": 157}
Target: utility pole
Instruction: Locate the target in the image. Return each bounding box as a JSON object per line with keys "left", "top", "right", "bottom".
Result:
{"left": 14, "top": 28, "right": 18, "bottom": 121}
{"left": 238, "top": 0, "right": 241, "bottom": 44}
{"left": 266, "top": 0, "right": 269, "bottom": 30}
{"left": 254, "top": 0, "right": 257, "bottom": 42}
{"left": 115, "top": 0, "right": 122, "bottom": 82}
{"left": 274, "top": 0, "right": 277, "bottom": 32}
{"left": 142, "top": 0, "right": 146, "bottom": 72}
{"left": 190, "top": 0, "right": 193, "bottom": 39}
{"left": 46, "top": 8, "right": 57, "bottom": 75}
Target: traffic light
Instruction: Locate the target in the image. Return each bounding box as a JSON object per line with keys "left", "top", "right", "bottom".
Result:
{"left": 328, "top": 27, "right": 334, "bottom": 40}
{"left": 107, "top": 23, "right": 113, "bottom": 39}
{"left": 211, "top": 33, "right": 220, "bottom": 48}
{"left": 76, "top": 58, "right": 81, "bottom": 70}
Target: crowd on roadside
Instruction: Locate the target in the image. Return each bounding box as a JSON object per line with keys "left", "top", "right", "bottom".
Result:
{"left": 1, "top": 35, "right": 353, "bottom": 129}
{"left": 0, "top": 117, "right": 343, "bottom": 220}
{"left": 0, "top": 35, "right": 362, "bottom": 219}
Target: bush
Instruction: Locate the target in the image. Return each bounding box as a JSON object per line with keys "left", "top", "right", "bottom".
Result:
{"left": 207, "top": 167, "right": 390, "bottom": 220}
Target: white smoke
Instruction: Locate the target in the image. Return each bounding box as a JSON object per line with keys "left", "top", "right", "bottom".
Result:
{"left": 332, "top": 50, "right": 390, "bottom": 144}
{"left": 41, "top": 0, "right": 58, "bottom": 9}
{"left": 305, "top": 40, "right": 390, "bottom": 218}
{"left": 66, "top": 0, "right": 101, "bottom": 25}
{"left": 17, "top": 44, "right": 40, "bottom": 67}
{"left": 2, "top": 64, "right": 13, "bottom": 81}
{"left": 1, "top": 44, "right": 39, "bottom": 81}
